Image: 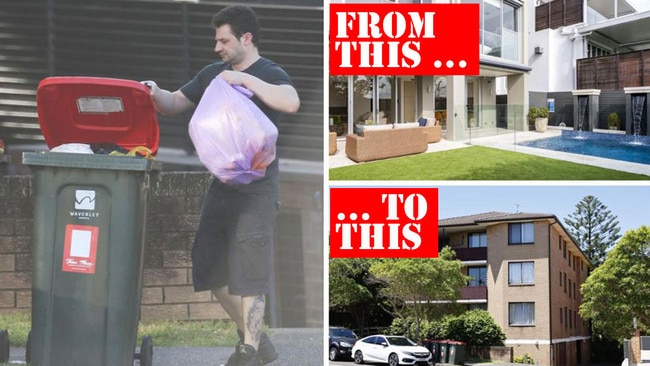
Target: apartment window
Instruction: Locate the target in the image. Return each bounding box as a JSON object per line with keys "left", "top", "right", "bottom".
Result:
{"left": 569, "top": 279, "right": 572, "bottom": 297}
{"left": 469, "top": 303, "right": 488, "bottom": 311}
{"left": 509, "top": 302, "right": 535, "bottom": 326}
{"left": 560, "top": 307, "right": 563, "bottom": 324}
{"left": 564, "top": 307, "right": 568, "bottom": 328}
{"left": 509, "top": 261, "right": 535, "bottom": 285}
{"left": 559, "top": 271, "right": 562, "bottom": 287}
{"left": 574, "top": 283, "right": 577, "bottom": 299}
{"left": 563, "top": 240, "right": 567, "bottom": 258}
{"left": 564, "top": 272, "right": 567, "bottom": 293}
{"left": 468, "top": 266, "right": 487, "bottom": 286}
{"left": 469, "top": 232, "right": 487, "bottom": 248}
{"left": 509, "top": 222, "right": 534, "bottom": 245}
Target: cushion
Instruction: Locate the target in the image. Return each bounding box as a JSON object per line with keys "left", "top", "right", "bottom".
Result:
{"left": 418, "top": 117, "right": 428, "bottom": 127}
{"left": 394, "top": 122, "right": 420, "bottom": 129}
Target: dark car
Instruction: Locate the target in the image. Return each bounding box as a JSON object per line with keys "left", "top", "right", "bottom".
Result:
{"left": 329, "top": 326, "right": 359, "bottom": 361}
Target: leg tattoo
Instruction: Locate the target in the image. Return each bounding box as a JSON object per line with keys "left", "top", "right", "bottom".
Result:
{"left": 246, "top": 295, "right": 265, "bottom": 345}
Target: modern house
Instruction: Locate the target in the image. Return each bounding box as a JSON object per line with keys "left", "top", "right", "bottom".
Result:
{"left": 439, "top": 212, "right": 593, "bottom": 366}
{"left": 330, "top": 0, "right": 650, "bottom": 142}
{"left": 530, "top": 0, "right": 650, "bottom": 135}
{"left": 330, "top": 0, "right": 532, "bottom": 142}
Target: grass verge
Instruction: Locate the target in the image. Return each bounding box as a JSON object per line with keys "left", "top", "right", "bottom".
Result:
{"left": 329, "top": 146, "right": 649, "bottom": 180}
{"left": 0, "top": 311, "right": 239, "bottom": 348}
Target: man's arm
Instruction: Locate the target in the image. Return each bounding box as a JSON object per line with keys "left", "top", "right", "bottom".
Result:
{"left": 218, "top": 71, "right": 300, "bottom": 114}
{"left": 143, "top": 81, "right": 195, "bottom": 115}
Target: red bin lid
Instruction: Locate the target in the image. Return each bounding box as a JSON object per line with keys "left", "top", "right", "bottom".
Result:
{"left": 36, "top": 76, "right": 160, "bottom": 154}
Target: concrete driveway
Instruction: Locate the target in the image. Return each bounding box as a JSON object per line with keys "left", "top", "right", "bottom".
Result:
{"left": 7, "top": 328, "right": 323, "bottom": 366}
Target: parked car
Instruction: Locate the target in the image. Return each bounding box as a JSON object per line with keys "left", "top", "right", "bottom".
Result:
{"left": 351, "top": 335, "right": 433, "bottom": 366}
{"left": 329, "top": 326, "right": 359, "bottom": 361}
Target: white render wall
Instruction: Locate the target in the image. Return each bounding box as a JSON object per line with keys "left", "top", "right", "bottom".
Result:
{"left": 528, "top": 27, "right": 589, "bottom": 93}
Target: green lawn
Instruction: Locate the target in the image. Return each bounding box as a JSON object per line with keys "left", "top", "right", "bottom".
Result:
{"left": 0, "top": 311, "right": 239, "bottom": 348}
{"left": 329, "top": 146, "right": 649, "bottom": 180}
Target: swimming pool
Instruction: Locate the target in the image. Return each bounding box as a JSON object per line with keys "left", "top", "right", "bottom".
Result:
{"left": 518, "top": 131, "right": 650, "bottom": 165}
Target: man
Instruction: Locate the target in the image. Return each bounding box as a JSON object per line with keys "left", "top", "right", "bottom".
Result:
{"left": 144, "top": 5, "right": 299, "bottom": 366}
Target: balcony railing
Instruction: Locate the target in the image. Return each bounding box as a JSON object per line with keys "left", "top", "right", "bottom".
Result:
{"left": 535, "top": 0, "right": 583, "bottom": 31}
{"left": 577, "top": 50, "right": 650, "bottom": 90}
{"left": 460, "top": 286, "right": 487, "bottom": 300}
{"left": 453, "top": 247, "right": 488, "bottom": 262}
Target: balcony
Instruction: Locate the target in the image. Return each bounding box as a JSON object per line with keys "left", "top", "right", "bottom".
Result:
{"left": 452, "top": 247, "right": 488, "bottom": 262}
{"left": 460, "top": 286, "right": 487, "bottom": 300}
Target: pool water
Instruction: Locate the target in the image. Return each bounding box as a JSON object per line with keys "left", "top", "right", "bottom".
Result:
{"left": 518, "top": 131, "right": 650, "bottom": 165}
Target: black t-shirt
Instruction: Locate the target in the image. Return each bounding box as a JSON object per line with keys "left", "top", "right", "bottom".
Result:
{"left": 180, "top": 57, "right": 293, "bottom": 195}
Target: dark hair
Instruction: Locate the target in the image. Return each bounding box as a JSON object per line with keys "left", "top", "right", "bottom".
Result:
{"left": 211, "top": 5, "right": 261, "bottom": 46}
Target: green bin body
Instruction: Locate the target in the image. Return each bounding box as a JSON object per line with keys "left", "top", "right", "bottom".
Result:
{"left": 25, "top": 76, "right": 160, "bottom": 366}
{"left": 25, "top": 153, "right": 156, "bottom": 365}
{"left": 447, "top": 341, "right": 466, "bottom": 365}
{"left": 23, "top": 153, "right": 152, "bottom": 366}
{"left": 424, "top": 340, "right": 440, "bottom": 363}
{"left": 438, "top": 340, "right": 449, "bottom": 363}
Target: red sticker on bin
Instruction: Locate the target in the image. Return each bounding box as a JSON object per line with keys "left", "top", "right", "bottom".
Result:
{"left": 62, "top": 224, "right": 99, "bottom": 274}
{"left": 330, "top": 188, "right": 438, "bottom": 258}
{"left": 329, "top": 3, "right": 480, "bottom": 75}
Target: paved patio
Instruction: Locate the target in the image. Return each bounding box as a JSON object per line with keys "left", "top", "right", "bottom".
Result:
{"left": 328, "top": 129, "right": 650, "bottom": 176}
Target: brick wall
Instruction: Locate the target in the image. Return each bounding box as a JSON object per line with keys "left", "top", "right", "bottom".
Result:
{"left": 0, "top": 169, "right": 323, "bottom": 327}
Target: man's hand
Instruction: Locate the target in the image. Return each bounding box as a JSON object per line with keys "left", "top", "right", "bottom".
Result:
{"left": 217, "top": 71, "right": 299, "bottom": 114}
{"left": 140, "top": 80, "right": 194, "bottom": 115}
{"left": 218, "top": 70, "right": 249, "bottom": 87}
{"left": 141, "top": 80, "right": 159, "bottom": 96}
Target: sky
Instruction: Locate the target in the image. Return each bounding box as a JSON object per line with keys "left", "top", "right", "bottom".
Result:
{"left": 437, "top": 184, "right": 650, "bottom": 235}
{"left": 627, "top": 0, "right": 650, "bottom": 12}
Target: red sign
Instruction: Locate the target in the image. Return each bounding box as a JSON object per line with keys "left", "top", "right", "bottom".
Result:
{"left": 330, "top": 188, "right": 438, "bottom": 258}
{"left": 62, "top": 224, "right": 99, "bottom": 274}
{"left": 329, "top": 3, "right": 480, "bottom": 76}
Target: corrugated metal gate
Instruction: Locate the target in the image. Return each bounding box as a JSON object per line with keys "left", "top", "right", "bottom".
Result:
{"left": 0, "top": 0, "right": 323, "bottom": 162}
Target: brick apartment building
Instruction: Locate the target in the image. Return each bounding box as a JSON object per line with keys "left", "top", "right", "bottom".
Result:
{"left": 439, "top": 212, "right": 593, "bottom": 366}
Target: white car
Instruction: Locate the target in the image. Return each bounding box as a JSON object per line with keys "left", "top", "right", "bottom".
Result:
{"left": 351, "top": 334, "right": 433, "bottom": 366}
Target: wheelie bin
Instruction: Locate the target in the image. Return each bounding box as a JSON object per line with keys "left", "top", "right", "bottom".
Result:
{"left": 447, "top": 341, "right": 466, "bottom": 365}
{"left": 438, "top": 340, "right": 450, "bottom": 364}
{"left": 23, "top": 76, "right": 160, "bottom": 366}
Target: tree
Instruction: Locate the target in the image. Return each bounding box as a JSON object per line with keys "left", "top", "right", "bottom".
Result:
{"left": 564, "top": 195, "right": 622, "bottom": 267}
{"left": 329, "top": 258, "right": 388, "bottom": 334}
{"left": 368, "top": 247, "right": 468, "bottom": 339}
{"left": 579, "top": 226, "right": 650, "bottom": 340}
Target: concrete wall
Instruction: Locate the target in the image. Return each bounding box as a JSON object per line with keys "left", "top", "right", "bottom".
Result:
{"left": 0, "top": 170, "right": 323, "bottom": 328}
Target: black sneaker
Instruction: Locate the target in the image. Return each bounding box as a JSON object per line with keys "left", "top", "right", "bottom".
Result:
{"left": 257, "top": 332, "right": 278, "bottom": 364}
{"left": 236, "top": 344, "right": 262, "bottom": 366}
{"left": 226, "top": 330, "right": 277, "bottom": 365}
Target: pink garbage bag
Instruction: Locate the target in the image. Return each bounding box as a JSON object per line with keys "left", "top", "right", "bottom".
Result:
{"left": 189, "top": 76, "right": 278, "bottom": 185}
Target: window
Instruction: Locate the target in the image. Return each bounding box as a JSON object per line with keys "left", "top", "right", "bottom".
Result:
{"left": 509, "top": 222, "right": 534, "bottom": 244}
{"left": 509, "top": 302, "right": 535, "bottom": 326}
{"left": 469, "top": 232, "right": 487, "bottom": 248}
{"left": 509, "top": 262, "right": 535, "bottom": 285}
{"left": 468, "top": 266, "right": 487, "bottom": 286}
{"left": 469, "top": 303, "right": 488, "bottom": 311}
{"left": 560, "top": 307, "right": 563, "bottom": 324}
{"left": 568, "top": 279, "right": 572, "bottom": 297}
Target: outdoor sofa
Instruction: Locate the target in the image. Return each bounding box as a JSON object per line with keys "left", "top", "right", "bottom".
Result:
{"left": 345, "top": 122, "right": 428, "bottom": 163}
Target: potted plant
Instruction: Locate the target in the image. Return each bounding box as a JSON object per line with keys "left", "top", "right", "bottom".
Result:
{"left": 607, "top": 112, "right": 621, "bottom": 130}
{"left": 528, "top": 106, "right": 549, "bottom": 132}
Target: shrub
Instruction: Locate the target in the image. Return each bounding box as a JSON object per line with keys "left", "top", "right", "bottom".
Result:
{"left": 528, "top": 106, "right": 549, "bottom": 126}
{"left": 513, "top": 353, "right": 535, "bottom": 364}
{"left": 444, "top": 309, "right": 506, "bottom": 346}
{"left": 607, "top": 112, "right": 621, "bottom": 129}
